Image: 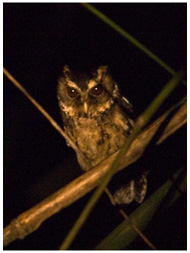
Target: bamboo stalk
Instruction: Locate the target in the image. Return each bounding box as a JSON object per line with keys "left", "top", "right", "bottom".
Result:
{"left": 81, "top": 3, "right": 186, "bottom": 87}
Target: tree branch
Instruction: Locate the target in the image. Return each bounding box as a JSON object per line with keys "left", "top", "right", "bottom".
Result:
{"left": 3, "top": 99, "right": 186, "bottom": 247}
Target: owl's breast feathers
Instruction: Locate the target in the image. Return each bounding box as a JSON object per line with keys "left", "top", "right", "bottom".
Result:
{"left": 64, "top": 104, "right": 133, "bottom": 171}
{"left": 57, "top": 66, "right": 148, "bottom": 204}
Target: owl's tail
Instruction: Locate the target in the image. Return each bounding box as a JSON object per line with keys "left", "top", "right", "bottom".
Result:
{"left": 112, "top": 172, "right": 148, "bottom": 205}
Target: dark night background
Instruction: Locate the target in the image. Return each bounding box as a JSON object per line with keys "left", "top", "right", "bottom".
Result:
{"left": 3, "top": 3, "right": 187, "bottom": 250}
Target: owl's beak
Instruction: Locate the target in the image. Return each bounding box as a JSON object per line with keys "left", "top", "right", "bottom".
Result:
{"left": 83, "top": 102, "right": 89, "bottom": 114}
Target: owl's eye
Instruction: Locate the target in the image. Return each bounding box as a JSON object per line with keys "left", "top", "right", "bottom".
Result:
{"left": 67, "top": 86, "right": 79, "bottom": 98}
{"left": 90, "top": 84, "right": 104, "bottom": 96}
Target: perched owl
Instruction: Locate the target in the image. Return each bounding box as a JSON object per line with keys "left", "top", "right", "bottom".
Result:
{"left": 57, "top": 65, "right": 147, "bottom": 204}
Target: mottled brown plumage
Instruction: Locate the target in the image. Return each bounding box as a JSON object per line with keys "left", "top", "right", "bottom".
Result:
{"left": 57, "top": 65, "right": 147, "bottom": 204}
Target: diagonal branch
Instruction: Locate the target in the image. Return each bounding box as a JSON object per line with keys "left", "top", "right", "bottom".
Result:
{"left": 3, "top": 67, "right": 83, "bottom": 157}
{"left": 3, "top": 100, "right": 187, "bottom": 247}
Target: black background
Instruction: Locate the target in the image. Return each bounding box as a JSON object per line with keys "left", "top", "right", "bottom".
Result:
{"left": 4, "top": 3, "right": 187, "bottom": 250}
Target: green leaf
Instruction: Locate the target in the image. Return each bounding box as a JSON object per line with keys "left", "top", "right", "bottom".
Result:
{"left": 95, "top": 168, "right": 187, "bottom": 250}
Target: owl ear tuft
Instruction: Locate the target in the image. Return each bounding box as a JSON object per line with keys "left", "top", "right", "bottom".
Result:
{"left": 98, "top": 65, "right": 108, "bottom": 73}
{"left": 97, "top": 65, "right": 109, "bottom": 80}
{"left": 63, "top": 65, "right": 71, "bottom": 78}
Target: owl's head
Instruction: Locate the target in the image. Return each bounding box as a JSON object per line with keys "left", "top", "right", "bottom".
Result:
{"left": 57, "top": 65, "right": 121, "bottom": 117}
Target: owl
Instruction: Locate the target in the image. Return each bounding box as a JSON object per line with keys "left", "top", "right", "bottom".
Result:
{"left": 57, "top": 65, "right": 147, "bottom": 204}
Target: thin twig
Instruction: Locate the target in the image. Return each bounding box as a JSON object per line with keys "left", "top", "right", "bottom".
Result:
{"left": 104, "top": 188, "right": 157, "bottom": 250}
{"left": 3, "top": 67, "right": 83, "bottom": 157}
{"left": 119, "top": 209, "right": 157, "bottom": 250}
{"left": 95, "top": 168, "right": 186, "bottom": 250}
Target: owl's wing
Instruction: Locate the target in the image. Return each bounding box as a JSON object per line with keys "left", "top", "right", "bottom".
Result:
{"left": 118, "top": 95, "right": 136, "bottom": 120}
